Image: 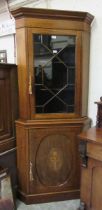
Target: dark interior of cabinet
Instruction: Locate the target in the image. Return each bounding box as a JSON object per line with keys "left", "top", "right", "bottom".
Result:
{"left": 33, "top": 34, "right": 76, "bottom": 114}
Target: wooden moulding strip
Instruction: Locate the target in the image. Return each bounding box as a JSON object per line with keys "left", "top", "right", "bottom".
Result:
{"left": 11, "top": 7, "right": 94, "bottom": 24}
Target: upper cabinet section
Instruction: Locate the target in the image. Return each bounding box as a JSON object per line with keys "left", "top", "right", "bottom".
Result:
{"left": 12, "top": 8, "right": 94, "bottom": 120}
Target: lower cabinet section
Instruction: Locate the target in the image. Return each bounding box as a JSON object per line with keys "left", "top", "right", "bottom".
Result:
{"left": 16, "top": 117, "right": 90, "bottom": 204}
{"left": 29, "top": 126, "right": 80, "bottom": 194}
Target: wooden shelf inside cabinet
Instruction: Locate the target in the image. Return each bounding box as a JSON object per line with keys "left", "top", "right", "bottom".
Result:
{"left": 12, "top": 7, "right": 94, "bottom": 204}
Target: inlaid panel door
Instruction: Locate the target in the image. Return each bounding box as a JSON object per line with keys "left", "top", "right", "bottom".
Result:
{"left": 29, "top": 125, "right": 81, "bottom": 194}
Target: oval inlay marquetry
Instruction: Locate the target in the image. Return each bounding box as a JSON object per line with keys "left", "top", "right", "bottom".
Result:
{"left": 48, "top": 147, "right": 63, "bottom": 172}
{"left": 34, "top": 134, "right": 73, "bottom": 186}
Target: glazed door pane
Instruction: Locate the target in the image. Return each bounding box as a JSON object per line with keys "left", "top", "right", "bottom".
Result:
{"left": 33, "top": 34, "right": 76, "bottom": 114}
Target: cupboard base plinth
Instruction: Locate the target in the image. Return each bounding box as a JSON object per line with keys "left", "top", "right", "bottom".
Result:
{"left": 17, "top": 189, "right": 80, "bottom": 204}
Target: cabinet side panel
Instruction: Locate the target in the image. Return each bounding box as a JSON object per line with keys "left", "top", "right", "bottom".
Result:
{"left": 16, "top": 125, "right": 29, "bottom": 193}
{"left": 80, "top": 165, "right": 91, "bottom": 206}
{"left": 82, "top": 31, "right": 90, "bottom": 116}
{"left": 80, "top": 157, "right": 102, "bottom": 210}
{"left": 16, "top": 28, "right": 30, "bottom": 119}
{"left": 91, "top": 165, "right": 102, "bottom": 210}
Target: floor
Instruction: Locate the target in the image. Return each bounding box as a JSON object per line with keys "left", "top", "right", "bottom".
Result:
{"left": 16, "top": 199, "right": 80, "bottom": 210}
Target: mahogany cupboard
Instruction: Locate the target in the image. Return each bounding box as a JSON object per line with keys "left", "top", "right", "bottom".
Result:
{"left": 12, "top": 8, "right": 94, "bottom": 204}
{"left": 0, "top": 63, "right": 18, "bottom": 187}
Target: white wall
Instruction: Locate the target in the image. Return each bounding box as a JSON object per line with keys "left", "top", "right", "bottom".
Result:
{"left": 0, "top": 12, "right": 16, "bottom": 64}
{"left": 45, "top": 0, "right": 101, "bottom": 126}
{"left": 0, "top": 34, "right": 15, "bottom": 63}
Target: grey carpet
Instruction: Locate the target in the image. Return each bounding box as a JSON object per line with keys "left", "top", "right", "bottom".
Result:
{"left": 16, "top": 199, "right": 80, "bottom": 210}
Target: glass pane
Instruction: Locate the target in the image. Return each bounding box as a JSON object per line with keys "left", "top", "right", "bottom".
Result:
{"left": 33, "top": 34, "right": 76, "bottom": 114}
{"left": 44, "top": 97, "right": 67, "bottom": 113}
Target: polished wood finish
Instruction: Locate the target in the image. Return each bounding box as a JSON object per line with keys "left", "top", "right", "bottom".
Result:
{"left": 0, "top": 63, "right": 18, "bottom": 187}
{"left": 79, "top": 127, "right": 102, "bottom": 210}
{"left": 12, "top": 7, "right": 94, "bottom": 22}
{"left": 12, "top": 8, "right": 93, "bottom": 32}
{"left": 12, "top": 8, "right": 94, "bottom": 203}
